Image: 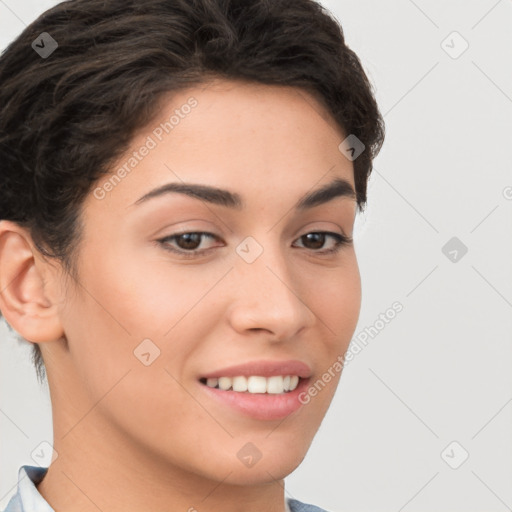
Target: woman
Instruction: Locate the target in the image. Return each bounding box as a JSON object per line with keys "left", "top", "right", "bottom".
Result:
{"left": 0, "top": 0, "right": 385, "bottom": 510}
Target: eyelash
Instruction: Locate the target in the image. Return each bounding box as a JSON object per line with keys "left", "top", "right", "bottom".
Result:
{"left": 156, "top": 231, "right": 352, "bottom": 259}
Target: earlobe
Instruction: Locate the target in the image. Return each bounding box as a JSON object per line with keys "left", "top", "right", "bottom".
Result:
{"left": 0, "top": 220, "right": 65, "bottom": 343}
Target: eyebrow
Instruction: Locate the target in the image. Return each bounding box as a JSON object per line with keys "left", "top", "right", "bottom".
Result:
{"left": 131, "top": 177, "right": 356, "bottom": 210}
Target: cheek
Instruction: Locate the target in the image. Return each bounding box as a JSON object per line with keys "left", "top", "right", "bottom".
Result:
{"left": 305, "top": 257, "right": 361, "bottom": 345}
{"left": 332, "top": 271, "right": 361, "bottom": 343}
{"left": 301, "top": 257, "right": 361, "bottom": 402}
{"left": 117, "top": 261, "right": 229, "bottom": 343}
{"left": 79, "top": 245, "right": 210, "bottom": 339}
{"left": 72, "top": 250, "right": 230, "bottom": 386}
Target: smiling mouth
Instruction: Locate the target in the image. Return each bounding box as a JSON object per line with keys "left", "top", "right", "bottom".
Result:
{"left": 199, "top": 375, "right": 301, "bottom": 394}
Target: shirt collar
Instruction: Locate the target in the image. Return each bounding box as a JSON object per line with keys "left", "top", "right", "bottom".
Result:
{"left": 4, "top": 465, "right": 54, "bottom": 512}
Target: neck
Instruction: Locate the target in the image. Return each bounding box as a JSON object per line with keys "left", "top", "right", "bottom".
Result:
{"left": 37, "top": 418, "right": 287, "bottom": 512}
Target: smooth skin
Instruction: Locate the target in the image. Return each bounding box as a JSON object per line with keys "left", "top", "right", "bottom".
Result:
{"left": 0, "top": 78, "right": 361, "bottom": 512}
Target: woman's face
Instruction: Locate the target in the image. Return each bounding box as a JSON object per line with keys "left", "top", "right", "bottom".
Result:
{"left": 48, "top": 79, "right": 361, "bottom": 485}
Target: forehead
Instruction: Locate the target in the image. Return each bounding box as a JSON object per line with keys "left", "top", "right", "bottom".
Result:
{"left": 163, "top": 78, "right": 346, "bottom": 144}
{"left": 85, "top": 78, "right": 354, "bottom": 214}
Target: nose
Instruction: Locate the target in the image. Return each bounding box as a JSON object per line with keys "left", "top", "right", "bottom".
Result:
{"left": 226, "top": 242, "right": 316, "bottom": 341}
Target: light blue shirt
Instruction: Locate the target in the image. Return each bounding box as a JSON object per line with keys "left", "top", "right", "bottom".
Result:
{"left": 2, "top": 465, "right": 329, "bottom": 512}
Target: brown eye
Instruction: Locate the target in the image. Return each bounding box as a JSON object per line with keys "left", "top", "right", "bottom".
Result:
{"left": 300, "top": 232, "right": 326, "bottom": 250}
{"left": 157, "top": 232, "right": 220, "bottom": 257}
{"left": 294, "top": 232, "right": 352, "bottom": 254}
{"left": 173, "top": 233, "right": 204, "bottom": 250}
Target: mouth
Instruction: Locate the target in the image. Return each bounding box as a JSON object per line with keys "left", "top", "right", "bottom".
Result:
{"left": 197, "top": 360, "right": 312, "bottom": 421}
{"left": 199, "top": 375, "right": 301, "bottom": 394}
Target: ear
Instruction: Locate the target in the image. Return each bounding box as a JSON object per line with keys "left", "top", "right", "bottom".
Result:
{"left": 0, "top": 220, "right": 65, "bottom": 343}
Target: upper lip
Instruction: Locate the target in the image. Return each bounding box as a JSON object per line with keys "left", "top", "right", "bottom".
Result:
{"left": 200, "top": 360, "right": 312, "bottom": 379}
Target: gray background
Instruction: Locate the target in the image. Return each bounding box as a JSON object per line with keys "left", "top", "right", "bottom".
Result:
{"left": 1, "top": 1, "right": 511, "bottom": 511}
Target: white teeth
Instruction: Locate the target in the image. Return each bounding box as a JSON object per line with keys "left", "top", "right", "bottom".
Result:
{"left": 247, "top": 376, "right": 267, "bottom": 393}
{"left": 204, "top": 375, "right": 301, "bottom": 394}
{"left": 206, "top": 377, "right": 218, "bottom": 388}
{"left": 218, "top": 377, "right": 232, "bottom": 390}
{"left": 232, "top": 376, "right": 248, "bottom": 392}
{"left": 266, "top": 376, "right": 284, "bottom": 394}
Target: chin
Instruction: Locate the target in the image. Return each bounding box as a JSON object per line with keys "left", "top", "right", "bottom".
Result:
{"left": 219, "top": 458, "right": 305, "bottom": 486}
{"left": 203, "top": 438, "right": 310, "bottom": 486}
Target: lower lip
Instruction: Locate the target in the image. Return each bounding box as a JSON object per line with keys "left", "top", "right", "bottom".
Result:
{"left": 199, "top": 378, "right": 311, "bottom": 421}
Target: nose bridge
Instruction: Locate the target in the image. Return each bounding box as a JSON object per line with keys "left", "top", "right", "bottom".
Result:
{"left": 228, "top": 233, "right": 315, "bottom": 336}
